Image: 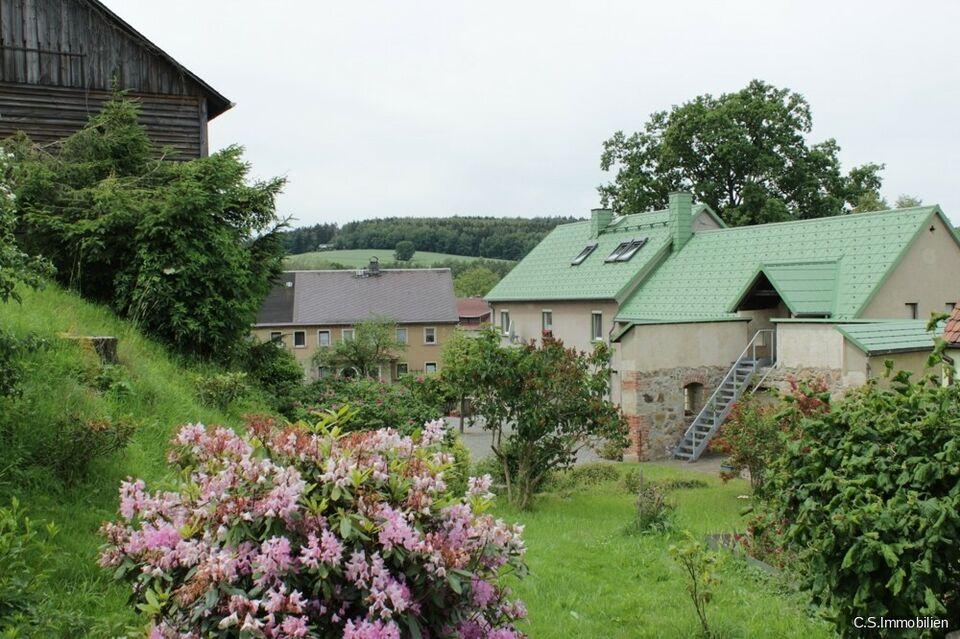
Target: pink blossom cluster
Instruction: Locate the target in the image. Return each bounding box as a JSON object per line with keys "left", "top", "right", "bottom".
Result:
{"left": 101, "top": 416, "right": 526, "bottom": 638}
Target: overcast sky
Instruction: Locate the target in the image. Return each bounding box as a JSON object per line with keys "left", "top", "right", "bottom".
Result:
{"left": 114, "top": 0, "right": 960, "bottom": 226}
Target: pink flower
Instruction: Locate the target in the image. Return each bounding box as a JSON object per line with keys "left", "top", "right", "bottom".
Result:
{"left": 343, "top": 618, "right": 401, "bottom": 639}
{"left": 279, "top": 615, "right": 309, "bottom": 638}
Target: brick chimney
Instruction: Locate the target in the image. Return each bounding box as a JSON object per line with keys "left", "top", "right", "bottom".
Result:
{"left": 669, "top": 192, "right": 693, "bottom": 251}
{"left": 590, "top": 208, "right": 614, "bottom": 239}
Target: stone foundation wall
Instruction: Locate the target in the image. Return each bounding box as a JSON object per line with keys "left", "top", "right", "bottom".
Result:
{"left": 622, "top": 366, "right": 727, "bottom": 459}
{"left": 757, "top": 366, "right": 858, "bottom": 400}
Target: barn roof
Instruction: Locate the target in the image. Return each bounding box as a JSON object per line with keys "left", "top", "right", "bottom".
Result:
{"left": 88, "top": 0, "right": 232, "bottom": 118}
{"left": 255, "top": 269, "right": 460, "bottom": 327}
{"left": 837, "top": 321, "right": 941, "bottom": 356}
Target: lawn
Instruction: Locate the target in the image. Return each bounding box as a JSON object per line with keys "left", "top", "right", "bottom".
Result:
{"left": 496, "top": 463, "right": 835, "bottom": 639}
{"left": 284, "top": 248, "right": 509, "bottom": 269}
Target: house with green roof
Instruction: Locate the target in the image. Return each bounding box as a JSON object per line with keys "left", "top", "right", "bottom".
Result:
{"left": 485, "top": 194, "right": 960, "bottom": 460}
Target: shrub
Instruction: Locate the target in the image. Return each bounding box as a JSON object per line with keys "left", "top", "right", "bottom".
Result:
{"left": 658, "top": 478, "right": 708, "bottom": 491}
{"left": 100, "top": 414, "right": 527, "bottom": 638}
{"left": 548, "top": 462, "right": 620, "bottom": 492}
{"left": 194, "top": 371, "right": 248, "bottom": 410}
{"left": 669, "top": 531, "right": 723, "bottom": 638}
{"left": 765, "top": 367, "right": 960, "bottom": 635}
{"left": 0, "top": 498, "right": 59, "bottom": 632}
{"left": 92, "top": 363, "right": 133, "bottom": 398}
{"left": 444, "top": 436, "right": 472, "bottom": 497}
{"left": 622, "top": 470, "right": 708, "bottom": 495}
{"left": 709, "top": 393, "right": 787, "bottom": 493}
{"left": 628, "top": 478, "right": 674, "bottom": 534}
{"left": 0, "top": 329, "right": 47, "bottom": 398}
{"left": 592, "top": 438, "right": 627, "bottom": 461}
{"left": 42, "top": 414, "right": 136, "bottom": 485}
{"left": 240, "top": 339, "right": 304, "bottom": 414}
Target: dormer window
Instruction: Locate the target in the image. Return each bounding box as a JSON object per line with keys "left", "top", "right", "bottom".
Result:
{"left": 571, "top": 243, "right": 598, "bottom": 266}
{"left": 604, "top": 237, "right": 648, "bottom": 262}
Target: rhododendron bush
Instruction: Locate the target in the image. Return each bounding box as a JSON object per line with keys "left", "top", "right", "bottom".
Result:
{"left": 100, "top": 414, "right": 527, "bottom": 638}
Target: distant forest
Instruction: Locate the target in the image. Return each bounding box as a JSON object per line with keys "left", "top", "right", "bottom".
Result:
{"left": 279, "top": 216, "right": 579, "bottom": 261}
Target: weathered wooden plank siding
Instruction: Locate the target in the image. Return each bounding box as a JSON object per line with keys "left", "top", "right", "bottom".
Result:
{"left": 0, "top": 0, "right": 220, "bottom": 157}
{"left": 0, "top": 81, "right": 203, "bottom": 158}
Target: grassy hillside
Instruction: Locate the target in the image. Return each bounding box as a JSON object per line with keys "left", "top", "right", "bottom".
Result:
{"left": 0, "top": 285, "right": 268, "bottom": 636}
{"left": 284, "top": 248, "right": 508, "bottom": 269}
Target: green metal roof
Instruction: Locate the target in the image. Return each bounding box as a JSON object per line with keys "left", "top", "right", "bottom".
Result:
{"left": 485, "top": 205, "right": 717, "bottom": 302}
{"left": 616, "top": 206, "right": 948, "bottom": 323}
{"left": 731, "top": 260, "right": 839, "bottom": 316}
{"left": 837, "top": 320, "right": 940, "bottom": 355}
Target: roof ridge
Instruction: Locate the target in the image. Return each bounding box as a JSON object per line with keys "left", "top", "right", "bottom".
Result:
{"left": 693, "top": 206, "right": 935, "bottom": 237}
{"left": 284, "top": 268, "right": 453, "bottom": 274}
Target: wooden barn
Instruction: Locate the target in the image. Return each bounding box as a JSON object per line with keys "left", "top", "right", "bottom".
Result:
{"left": 0, "top": 0, "right": 232, "bottom": 158}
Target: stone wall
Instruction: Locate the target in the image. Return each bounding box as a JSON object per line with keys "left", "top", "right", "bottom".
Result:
{"left": 622, "top": 366, "right": 727, "bottom": 459}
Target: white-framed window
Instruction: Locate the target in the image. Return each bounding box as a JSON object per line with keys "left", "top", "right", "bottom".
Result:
{"left": 542, "top": 310, "right": 553, "bottom": 332}
{"left": 396, "top": 327, "right": 408, "bottom": 344}
{"left": 424, "top": 327, "right": 437, "bottom": 344}
{"left": 396, "top": 363, "right": 409, "bottom": 377}
{"left": 317, "top": 330, "right": 331, "bottom": 347}
{"left": 269, "top": 331, "right": 282, "bottom": 343}
{"left": 591, "top": 312, "right": 603, "bottom": 342}
{"left": 500, "top": 310, "right": 511, "bottom": 334}
{"left": 906, "top": 302, "right": 919, "bottom": 320}
{"left": 424, "top": 362, "right": 438, "bottom": 373}
{"left": 342, "top": 328, "right": 355, "bottom": 342}
{"left": 294, "top": 330, "right": 306, "bottom": 348}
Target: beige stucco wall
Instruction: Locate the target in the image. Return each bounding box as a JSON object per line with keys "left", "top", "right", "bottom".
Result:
{"left": 692, "top": 213, "right": 722, "bottom": 232}
{"left": 860, "top": 215, "right": 960, "bottom": 319}
{"left": 251, "top": 323, "right": 456, "bottom": 379}
{"left": 618, "top": 321, "right": 750, "bottom": 373}
{"left": 776, "top": 323, "right": 845, "bottom": 370}
{"left": 865, "top": 351, "right": 943, "bottom": 385}
{"left": 487, "top": 300, "right": 619, "bottom": 353}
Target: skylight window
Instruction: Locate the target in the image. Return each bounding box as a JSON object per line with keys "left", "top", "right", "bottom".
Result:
{"left": 571, "top": 243, "right": 598, "bottom": 266}
{"left": 604, "top": 238, "right": 648, "bottom": 262}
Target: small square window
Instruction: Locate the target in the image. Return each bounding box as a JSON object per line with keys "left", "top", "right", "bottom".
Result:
{"left": 342, "top": 328, "right": 355, "bottom": 342}
{"left": 294, "top": 331, "right": 306, "bottom": 347}
{"left": 591, "top": 312, "right": 603, "bottom": 341}
{"left": 396, "top": 327, "right": 408, "bottom": 344}
{"left": 269, "top": 331, "right": 282, "bottom": 343}
{"left": 396, "top": 363, "right": 408, "bottom": 377}
{"left": 571, "top": 243, "right": 598, "bottom": 266}
{"left": 424, "top": 362, "right": 438, "bottom": 373}
{"left": 906, "top": 303, "right": 919, "bottom": 320}
{"left": 317, "top": 330, "right": 331, "bottom": 347}
{"left": 424, "top": 327, "right": 437, "bottom": 344}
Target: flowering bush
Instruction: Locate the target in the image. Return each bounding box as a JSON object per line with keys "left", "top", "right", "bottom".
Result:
{"left": 100, "top": 413, "right": 527, "bottom": 638}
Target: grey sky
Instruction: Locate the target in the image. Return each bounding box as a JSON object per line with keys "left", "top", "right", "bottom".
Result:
{"left": 114, "top": 0, "right": 960, "bottom": 226}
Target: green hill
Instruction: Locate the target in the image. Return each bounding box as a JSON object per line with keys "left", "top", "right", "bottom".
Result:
{"left": 0, "top": 285, "right": 268, "bottom": 635}
{"left": 284, "top": 248, "right": 509, "bottom": 270}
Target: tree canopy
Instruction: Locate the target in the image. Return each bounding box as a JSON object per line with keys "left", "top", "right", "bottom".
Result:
{"left": 312, "top": 317, "right": 403, "bottom": 378}
{"left": 453, "top": 266, "right": 501, "bottom": 297}
{"left": 393, "top": 240, "right": 415, "bottom": 261}
{"left": 599, "top": 80, "right": 886, "bottom": 226}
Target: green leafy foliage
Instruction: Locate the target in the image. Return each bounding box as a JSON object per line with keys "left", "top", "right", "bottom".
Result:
{"left": 442, "top": 329, "right": 628, "bottom": 509}
{"left": 0, "top": 498, "right": 59, "bottom": 634}
{"left": 764, "top": 367, "right": 960, "bottom": 635}
{"left": 238, "top": 338, "right": 304, "bottom": 415}
{"left": 7, "top": 96, "right": 286, "bottom": 360}
{"left": 42, "top": 414, "right": 137, "bottom": 486}
{"left": 599, "top": 79, "right": 885, "bottom": 226}
{"left": 453, "top": 265, "right": 501, "bottom": 297}
{"left": 279, "top": 222, "right": 338, "bottom": 254}
{"left": 332, "top": 216, "right": 577, "bottom": 261}
{"left": 312, "top": 317, "right": 405, "bottom": 378}
{"left": 629, "top": 480, "right": 674, "bottom": 535}
{"left": 393, "top": 239, "right": 415, "bottom": 261}
{"left": 669, "top": 531, "right": 724, "bottom": 638}
{"left": 0, "top": 150, "right": 53, "bottom": 305}
{"left": 193, "top": 371, "right": 248, "bottom": 411}
{"left": 0, "top": 330, "right": 47, "bottom": 398}
{"left": 547, "top": 462, "right": 620, "bottom": 492}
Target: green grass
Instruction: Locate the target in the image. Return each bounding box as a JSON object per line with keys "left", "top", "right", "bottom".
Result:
{"left": 284, "top": 248, "right": 509, "bottom": 269}
{"left": 495, "top": 464, "right": 835, "bottom": 639}
{"left": 0, "top": 285, "right": 267, "bottom": 636}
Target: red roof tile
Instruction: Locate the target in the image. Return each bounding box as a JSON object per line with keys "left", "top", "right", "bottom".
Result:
{"left": 457, "top": 297, "right": 491, "bottom": 319}
{"left": 944, "top": 304, "right": 960, "bottom": 345}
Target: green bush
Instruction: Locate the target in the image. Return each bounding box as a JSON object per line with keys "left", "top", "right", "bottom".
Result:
{"left": 0, "top": 498, "right": 58, "bottom": 633}
{"left": 765, "top": 367, "right": 960, "bottom": 635}
{"left": 443, "top": 436, "right": 472, "bottom": 497}
{"left": 623, "top": 470, "right": 708, "bottom": 495}
{"left": 669, "top": 530, "right": 723, "bottom": 638}
{"left": 548, "top": 462, "right": 620, "bottom": 492}
{"left": 194, "top": 371, "right": 248, "bottom": 411}
{"left": 0, "top": 329, "right": 47, "bottom": 398}
{"left": 628, "top": 479, "right": 674, "bottom": 534}
{"left": 40, "top": 414, "right": 136, "bottom": 485}
{"left": 239, "top": 339, "right": 303, "bottom": 414}
{"left": 593, "top": 437, "right": 627, "bottom": 461}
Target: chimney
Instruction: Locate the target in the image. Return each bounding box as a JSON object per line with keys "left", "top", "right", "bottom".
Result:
{"left": 668, "top": 191, "right": 693, "bottom": 251}
{"left": 590, "top": 208, "right": 614, "bottom": 239}
{"left": 368, "top": 256, "right": 380, "bottom": 276}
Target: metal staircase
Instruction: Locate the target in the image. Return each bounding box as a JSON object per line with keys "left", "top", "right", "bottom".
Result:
{"left": 673, "top": 329, "right": 776, "bottom": 462}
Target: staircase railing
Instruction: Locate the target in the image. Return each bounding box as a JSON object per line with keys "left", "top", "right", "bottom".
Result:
{"left": 673, "top": 329, "right": 776, "bottom": 461}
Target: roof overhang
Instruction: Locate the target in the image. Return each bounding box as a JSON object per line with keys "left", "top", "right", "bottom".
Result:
{"left": 727, "top": 259, "right": 839, "bottom": 317}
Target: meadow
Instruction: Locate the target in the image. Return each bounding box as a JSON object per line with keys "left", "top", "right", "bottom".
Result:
{"left": 284, "top": 248, "right": 509, "bottom": 269}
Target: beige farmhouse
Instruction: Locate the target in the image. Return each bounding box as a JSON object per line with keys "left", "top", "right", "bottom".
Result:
{"left": 486, "top": 194, "right": 960, "bottom": 459}
{"left": 253, "top": 266, "right": 458, "bottom": 380}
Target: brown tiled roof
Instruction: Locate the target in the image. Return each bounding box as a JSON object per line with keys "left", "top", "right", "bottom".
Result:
{"left": 457, "top": 297, "right": 492, "bottom": 319}
{"left": 255, "top": 269, "right": 459, "bottom": 326}
{"left": 944, "top": 304, "right": 960, "bottom": 345}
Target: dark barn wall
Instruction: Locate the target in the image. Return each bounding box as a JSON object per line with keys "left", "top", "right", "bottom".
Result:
{"left": 0, "top": 0, "right": 219, "bottom": 157}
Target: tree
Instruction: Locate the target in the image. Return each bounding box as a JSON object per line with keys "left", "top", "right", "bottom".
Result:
{"left": 453, "top": 266, "right": 501, "bottom": 297}
{"left": 312, "top": 317, "right": 403, "bottom": 378}
{"left": 0, "top": 151, "right": 52, "bottom": 304}
{"left": 393, "top": 240, "right": 415, "bottom": 261}
{"left": 894, "top": 194, "right": 923, "bottom": 208}
{"left": 599, "top": 80, "right": 885, "bottom": 226}
{"left": 8, "top": 97, "right": 286, "bottom": 360}
{"left": 442, "top": 329, "right": 627, "bottom": 509}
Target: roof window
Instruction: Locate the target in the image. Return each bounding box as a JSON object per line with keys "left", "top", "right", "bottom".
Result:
{"left": 604, "top": 237, "right": 648, "bottom": 262}
{"left": 571, "top": 243, "right": 598, "bottom": 266}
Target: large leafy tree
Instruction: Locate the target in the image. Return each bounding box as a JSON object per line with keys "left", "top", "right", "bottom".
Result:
{"left": 599, "top": 80, "right": 885, "bottom": 226}
{"left": 453, "top": 265, "right": 500, "bottom": 297}
{"left": 0, "top": 151, "right": 52, "bottom": 304}
{"left": 312, "top": 317, "right": 404, "bottom": 378}
{"left": 7, "top": 97, "right": 286, "bottom": 360}
{"left": 442, "top": 330, "right": 627, "bottom": 509}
